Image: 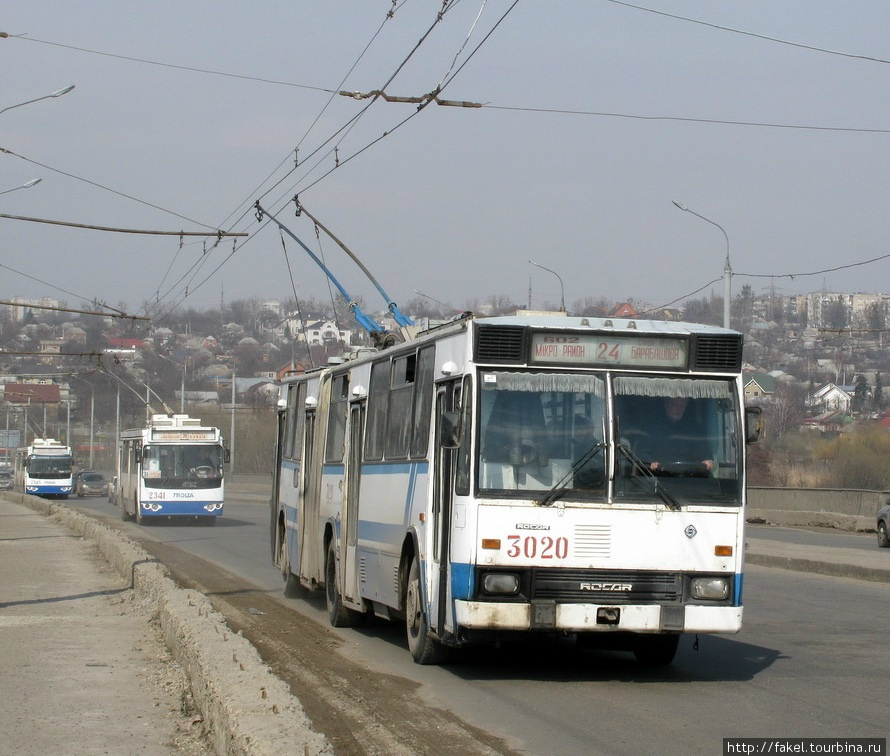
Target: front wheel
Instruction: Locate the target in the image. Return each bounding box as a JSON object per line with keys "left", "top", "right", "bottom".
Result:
{"left": 405, "top": 556, "right": 450, "bottom": 665}
{"left": 878, "top": 521, "right": 890, "bottom": 548}
{"left": 325, "top": 540, "right": 363, "bottom": 627}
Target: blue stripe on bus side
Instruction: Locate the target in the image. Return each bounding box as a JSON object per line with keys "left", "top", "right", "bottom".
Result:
{"left": 350, "top": 461, "right": 430, "bottom": 537}
{"left": 735, "top": 573, "right": 743, "bottom": 606}
{"left": 450, "top": 562, "right": 474, "bottom": 601}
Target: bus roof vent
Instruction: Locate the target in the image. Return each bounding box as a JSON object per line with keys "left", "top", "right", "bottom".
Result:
{"left": 691, "top": 334, "right": 743, "bottom": 372}
{"left": 474, "top": 325, "right": 525, "bottom": 364}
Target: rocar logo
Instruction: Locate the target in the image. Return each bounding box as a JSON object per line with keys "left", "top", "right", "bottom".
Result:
{"left": 580, "top": 582, "right": 632, "bottom": 592}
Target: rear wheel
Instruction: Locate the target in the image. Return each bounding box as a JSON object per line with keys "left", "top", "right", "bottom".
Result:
{"left": 325, "top": 540, "right": 363, "bottom": 627}
{"left": 405, "top": 556, "right": 450, "bottom": 665}
{"left": 633, "top": 634, "right": 680, "bottom": 666}
{"left": 878, "top": 521, "right": 890, "bottom": 548}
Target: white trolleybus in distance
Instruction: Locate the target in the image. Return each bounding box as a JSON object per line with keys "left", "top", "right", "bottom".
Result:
{"left": 14, "top": 438, "right": 74, "bottom": 498}
{"left": 114, "top": 414, "right": 229, "bottom": 524}
{"left": 271, "top": 313, "right": 762, "bottom": 665}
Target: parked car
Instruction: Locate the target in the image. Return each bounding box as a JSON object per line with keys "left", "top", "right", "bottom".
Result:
{"left": 74, "top": 471, "right": 108, "bottom": 498}
{"left": 0, "top": 469, "right": 13, "bottom": 490}
{"left": 878, "top": 500, "right": 890, "bottom": 548}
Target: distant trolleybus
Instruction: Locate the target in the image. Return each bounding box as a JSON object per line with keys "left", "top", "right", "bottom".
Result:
{"left": 270, "top": 313, "right": 762, "bottom": 665}
{"left": 14, "top": 438, "right": 74, "bottom": 498}
{"left": 113, "top": 414, "right": 228, "bottom": 524}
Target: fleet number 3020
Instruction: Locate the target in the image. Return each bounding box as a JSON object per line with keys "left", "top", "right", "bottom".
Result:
{"left": 506, "top": 534, "right": 569, "bottom": 559}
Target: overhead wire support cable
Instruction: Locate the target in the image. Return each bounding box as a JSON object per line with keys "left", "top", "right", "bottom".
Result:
{"left": 337, "top": 89, "right": 482, "bottom": 108}
{"left": 295, "top": 202, "right": 413, "bottom": 328}
{"left": 0, "top": 213, "right": 247, "bottom": 237}
{"left": 253, "top": 202, "right": 385, "bottom": 340}
{"left": 0, "top": 299, "right": 149, "bottom": 321}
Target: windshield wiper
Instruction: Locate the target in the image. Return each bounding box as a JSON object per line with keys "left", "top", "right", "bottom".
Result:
{"left": 539, "top": 442, "right": 605, "bottom": 507}
{"left": 616, "top": 442, "right": 682, "bottom": 511}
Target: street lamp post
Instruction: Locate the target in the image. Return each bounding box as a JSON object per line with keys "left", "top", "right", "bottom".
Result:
{"left": 0, "top": 85, "right": 75, "bottom": 116}
{"left": 0, "top": 178, "right": 42, "bottom": 196}
{"left": 672, "top": 201, "right": 732, "bottom": 329}
{"left": 528, "top": 260, "right": 566, "bottom": 313}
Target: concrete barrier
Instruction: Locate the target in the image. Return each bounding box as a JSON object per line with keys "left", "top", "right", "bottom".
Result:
{"left": 11, "top": 491, "right": 333, "bottom": 756}
{"left": 747, "top": 487, "right": 885, "bottom": 532}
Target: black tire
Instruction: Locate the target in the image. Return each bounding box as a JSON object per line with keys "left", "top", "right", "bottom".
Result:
{"left": 134, "top": 497, "right": 143, "bottom": 525}
{"left": 325, "top": 540, "right": 363, "bottom": 627}
{"left": 405, "top": 556, "right": 450, "bottom": 665}
{"left": 878, "top": 521, "right": 890, "bottom": 548}
{"left": 633, "top": 634, "right": 680, "bottom": 666}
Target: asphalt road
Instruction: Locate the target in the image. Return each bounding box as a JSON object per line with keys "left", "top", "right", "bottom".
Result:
{"left": 69, "top": 487, "right": 890, "bottom": 756}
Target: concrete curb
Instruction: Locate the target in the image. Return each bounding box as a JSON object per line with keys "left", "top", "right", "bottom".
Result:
{"left": 745, "top": 552, "right": 890, "bottom": 583}
{"left": 12, "top": 493, "right": 333, "bottom": 756}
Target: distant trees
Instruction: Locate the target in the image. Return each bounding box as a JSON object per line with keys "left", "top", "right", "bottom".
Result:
{"left": 825, "top": 296, "right": 849, "bottom": 329}
{"left": 681, "top": 296, "right": 722, "bottom": 326}
{"left": 852, "top": 373, "right": 869, "bottom": 413}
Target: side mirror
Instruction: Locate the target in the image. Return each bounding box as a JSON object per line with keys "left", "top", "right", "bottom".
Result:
{"left": 134, "top": 446, "right": 143, "bottom": 463}
{"left": 224, "top": 447, "right": 231, "bottom": 464}
{"left": 745, "top": 406, "right": 763, "bottom": 444}
{"left": 439, "top": 410, "right": 461, "bottom": 449}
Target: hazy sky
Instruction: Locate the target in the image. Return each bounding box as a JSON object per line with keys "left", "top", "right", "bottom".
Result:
{"left": 2, "top": 1, "right": 889, "bottom": 324}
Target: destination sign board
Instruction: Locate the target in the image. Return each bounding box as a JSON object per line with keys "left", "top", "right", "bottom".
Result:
{"left": 151, "top": 430, "right": 217, "bottom": 441}
{"left": 529, "top": 333, "right": 688, "bottom": 369}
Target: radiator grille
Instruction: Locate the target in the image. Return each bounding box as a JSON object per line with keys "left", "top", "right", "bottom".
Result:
{"left": 531, "top": 569, "right": 682, "bottom": 604}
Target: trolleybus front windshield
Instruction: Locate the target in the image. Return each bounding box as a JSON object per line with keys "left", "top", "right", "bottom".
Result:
{"left": 477, "top": 371, "right": 741, "bottom": 504}
{"left": 142, "top": 444, "right": 223, "bottom": 488}
{"left": 29, "top": 455, "right": 73, "bottom": 478}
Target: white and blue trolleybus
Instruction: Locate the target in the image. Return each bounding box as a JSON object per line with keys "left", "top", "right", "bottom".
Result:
{"left": 14, "top": 438, "right": 74, "bottom": 498}
{"left": 114, "top": 414, "right": 228, "bottom": 524}
{"left": 271, "top": 313, "right": 762, "bottom": 665}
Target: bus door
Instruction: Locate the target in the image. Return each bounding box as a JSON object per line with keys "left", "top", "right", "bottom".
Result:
{"left": 271, "top": 410, "right": 285, "bottom": 559}
{"left": 430, "top": 379, "right": 462, "bottom": 638}
{"left": 301, "top": 408, "right": 321, "bottom": 583}
{"left": 341, "top": 401, "right": 365, "bottom": 607}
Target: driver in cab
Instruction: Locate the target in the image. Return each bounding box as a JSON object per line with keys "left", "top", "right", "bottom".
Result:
{"left": 640, "top": 396, "right": 713, "bottom": 475}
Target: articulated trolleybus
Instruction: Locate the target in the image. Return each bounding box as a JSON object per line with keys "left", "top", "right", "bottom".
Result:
{"left": 14, "top": 438, "right": 74, "bottom": 498}
{"left": 114, "top": 414, "right": 228, "bottom": 524}
{"left": 271, "top": 313, "right": 762, "bottom": 665}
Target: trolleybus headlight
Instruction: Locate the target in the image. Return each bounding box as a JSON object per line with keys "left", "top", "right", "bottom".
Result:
{"left": 691, "top": 577, "right": 729, "bottom": 600}
{"left": 482, "top": 573, "right": 520, "bottom": 595}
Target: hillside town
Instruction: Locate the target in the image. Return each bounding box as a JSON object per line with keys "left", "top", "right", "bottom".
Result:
{"left": 2, "top": 286, "right": 890, "bottom": 476}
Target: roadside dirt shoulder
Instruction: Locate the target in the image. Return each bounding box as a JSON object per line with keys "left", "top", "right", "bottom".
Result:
{"left": 140, "top": 540, "right": 522, "bottom": 756}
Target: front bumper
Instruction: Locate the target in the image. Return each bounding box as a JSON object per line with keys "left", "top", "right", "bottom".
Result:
{"left": 454, "top": 600, "right": 742, "bottom": 633}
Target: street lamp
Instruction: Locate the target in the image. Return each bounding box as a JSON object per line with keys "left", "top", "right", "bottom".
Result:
{"left": 0, "top": 85, "right": 75, "bottom": 116}
{"left": 528, "top": 260, "right": 566, "bottom": 313}
{"left": 0, "top": 178, "right": 42, "bottom": 196}
{"left": 672, "top": 200, "right": 732, "bottom": 329}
